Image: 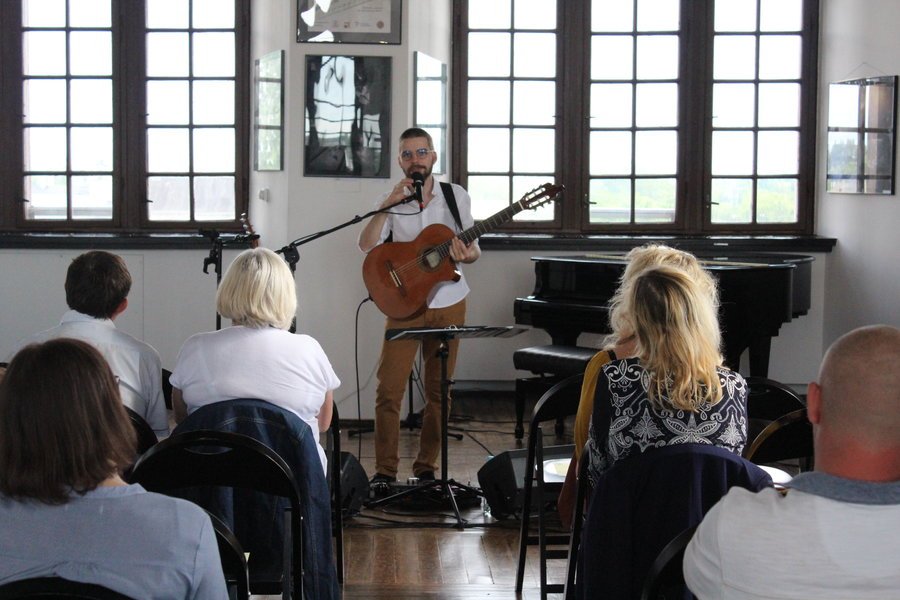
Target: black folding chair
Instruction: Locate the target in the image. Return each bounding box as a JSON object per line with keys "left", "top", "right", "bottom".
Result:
{"left": 745, "top": 377, "right": 806, "bottom": 443}
{"left": 640, "top": 525, "right": 699, "bottom": 600}
{"left": 743, "top": 408, "right": 814, "bottom": 472}
{"left": 0, "top": 577, "right": 132, "bottom": 599}
{"left": 205, "top": 510, "right": 250, "bottom": 600}
{"left": 123, "top": 406, "right": 158, "bottom": 456}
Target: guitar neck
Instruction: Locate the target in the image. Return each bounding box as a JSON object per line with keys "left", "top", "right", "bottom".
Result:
{"left": 453, "top": 199, "right": 529, "bottom": 247}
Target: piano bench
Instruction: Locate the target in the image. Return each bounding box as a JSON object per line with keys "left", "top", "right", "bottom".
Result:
{"left": 513, "top": 345, "right": 599, "bottom": 440}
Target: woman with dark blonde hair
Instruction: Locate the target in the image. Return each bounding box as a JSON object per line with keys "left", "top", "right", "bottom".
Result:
{"left": 0, "top": 338, "right": 225, "bottom": 598}
{"left": 586, "top": 264, "right": 749, "bottom": 484}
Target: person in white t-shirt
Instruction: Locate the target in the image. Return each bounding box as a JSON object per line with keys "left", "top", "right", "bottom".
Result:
{"left": 170, "top": 247, "right": 339, "bottom": 472}
{"left": 684, "top": 325, "right": 900, "bottom": 599}
{"left": 8, "top": 250, "right": 167, "bottom": 437}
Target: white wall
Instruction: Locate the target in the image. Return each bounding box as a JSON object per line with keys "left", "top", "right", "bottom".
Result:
{"left": 3, "top": 0, "right": 865, "bottom": 421}
{"left": 817, "top": 0, "right": 900, "bottom": 346}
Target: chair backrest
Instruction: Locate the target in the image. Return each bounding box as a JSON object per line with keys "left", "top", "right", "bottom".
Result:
{"left": 161, "top": 368, "right": 173, "bottom": 410}
{"left": 639, "top": 525, "right": 699, "bottom": 600}
{"left": 205, "top": 510, "right": 250, "bottom": 600}
{"left": 530, "top": 374, "right": 585, "bottom": 437}
{"left": 122, "top": 406, "right": 158, "bottom": 456}
{"left": 0, "top": 577, "right": 132, "bottom": 599}
{"left": 576, "top": 443, "right": 772, "bottom": 599}
{"left": 743, "top": 408, "right": 814, "bottom": 469}
{"left": 128, "top": 429, "right": 305, "bottom": 598}
{"left": 745, "top": 377, "right": 806, "bottom": 422}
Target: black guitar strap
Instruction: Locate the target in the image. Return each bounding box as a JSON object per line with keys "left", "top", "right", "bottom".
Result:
{"left": 440, "top": 182, "right": 464, "bottom": 232}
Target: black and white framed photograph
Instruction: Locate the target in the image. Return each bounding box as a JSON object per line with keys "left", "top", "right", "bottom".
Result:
{"left": 297, "top": 0, "right": 402, "bottom": 45}
{"left": 254, "top": 50, "right": 284, "bottom": 171}
{"left": 304, "top": 55, "right": 391, "bottom": 178}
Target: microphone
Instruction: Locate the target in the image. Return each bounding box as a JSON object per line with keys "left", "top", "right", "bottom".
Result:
{"left": 411, "top": 172, "right": 425, "bottom": 209}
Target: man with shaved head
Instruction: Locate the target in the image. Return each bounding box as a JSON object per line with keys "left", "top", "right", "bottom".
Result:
{"left": 684, "top": 325, "right": 900, "bottom": 599}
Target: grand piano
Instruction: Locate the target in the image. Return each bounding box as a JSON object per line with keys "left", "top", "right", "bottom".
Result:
{"left": 514, "top": 253, "right": 814, "bottom": 377}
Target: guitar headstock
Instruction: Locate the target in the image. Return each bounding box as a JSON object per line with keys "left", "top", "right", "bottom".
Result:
{"left": 520, "top": 183, "right": 565, "bottom": 211}
{"left": 239, "top": 212, "right": 260, "bottom": 248}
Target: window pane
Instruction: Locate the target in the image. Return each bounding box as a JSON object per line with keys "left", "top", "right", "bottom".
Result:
{"left": 467, "top": 128, "right": 510, "bottom": 172}
{"left": 758, "top": 83, "right": 800, "bottom": 127}
{"left": 713, "top": 35, "right": 756, "bottom": 80}
{"left": 193, "top": 33, "right": 235, "bottom": 77}
{"left": 147, "top": 33, "right": 189, "bottom": 77}
{"left": 469, "top": 0, "right": 511, "bottom": 29}
{"left": 25, "top": 127, "right": 67, "bottom": 171}
{"left": 635, "top": 178, "right": 676, "bottom": 222}
{"left": 591, "top": 83, "right": 633, "bottom": 127}
{"left": 24, "top": 175, "right": 67, "bottom": 220}
{"left": 712, "top": 131, "right": 754, "bottom": 175}
{"left": 193, "top": 0, "right": 234, "bottom": 28}
{"left": 146, "top": 0, "right": 189, "bottom": 28}
{"left": 70, "top": 32, "right": 112, "bottom": 76}
{"left": 22, "top": 0, "right": 66, "bottom": 27}
{"left": 713, "top": 83, "right": 755, "bottom": 127}
{"left": 70, "top": 127, "right": 112, "bottom": 171}
{"left": 70, "top": 0, "right": 111, "bottom": 27}
{"left": 467, "top": 176, "right": 509, "bottom": 220}
{"left": 760, "top": 0, "right": 802, "bottom": 31}
{"left": 72, "top": 175, "right": 112, "bottom": 219}
{"left": 514, "top": 81, "right": 555, "bottom": 125}
{"left": 512, "top": 176, "right": 555, "bottom": 221}
{"left": 24, "top": 79, "right": 66, "bottom": 123}
{"left": 193, "top": 81, "right": 235, "bottom": 125}
{"left": 592, "top": 0, "right": 634, "bottom": 32}
{"left": 591, "top": 36, "right": 634, "bottom": 80}
{"left": 589, "top": 178, "right": 631, "bottom": 223}
{"left": 469, "top": 33, "right": 511, "bottom": 77}
{"left": 513, "top": 128, "right": 554, "bottom": 173}
{"left": 23, "top": 31, "right": 66, "bottom": 76}
{"left": 147, "top": 176, "right": 190, "bottom": 221}
{"left": 590, "top": 131, "right": 632, "bottom": 175}
{"left": 635, "top": 131, "right": 676, "bottom": 174}
{"left": 635, "top": 83, "right": 678, "bottom": 127}
{"left": 147, "top": 81, "right": 190, "bottom": 125}
{"left": 147, "top": 128, "right": 189, "bottom": 172}
{"left": 515, "top": 0, "right": 556, "bottom": 29}
{"left": 468, "top": 81, "right": 510, "bottom": 125}
{"left": 636, "top": 35, "right": 678, "bottom": 79}
{"left": 757, "top": 178, "right": 798, "bottom": 223}
{"left": 759, "top": 35, "right": 801, "bottom": 79}
{"left": 757, "top": 131, "right": 798, "bottom": 175}
{"left": 195, "top": 176, "right": 234, "bottom": 221}
{"left": 70, "top": 79, "right": 113, "bottom": 123}
{"left": 714, "top": 0, "right": 757, "bottom": 32}
{"left": 637, "top": 0, "right": 679, "bottom": 31}
{"left": 514, "top": 33, "right": 556, "bottom": 78}
{"left": 193, "top": 129, "right": 235, "bottom": 172}
{"left": 710, "top": 178, "right": 752, "bottom": 223}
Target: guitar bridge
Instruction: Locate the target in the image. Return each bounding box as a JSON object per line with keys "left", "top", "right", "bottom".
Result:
{"left": 387, "top": 261, "right": 403, "bottom": 289}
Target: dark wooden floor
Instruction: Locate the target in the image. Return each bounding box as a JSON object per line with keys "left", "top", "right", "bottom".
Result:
{"left": 333, "top": 395, "right": 574, "bottom": 600}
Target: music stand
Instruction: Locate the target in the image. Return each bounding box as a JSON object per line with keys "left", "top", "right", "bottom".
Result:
{"left": 367, "top": 325, "right": 525, "bottom": 528}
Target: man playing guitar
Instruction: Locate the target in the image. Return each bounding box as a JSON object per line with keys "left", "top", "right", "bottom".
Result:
{"left": 357, "top": 127, "right": 480, "bottom": 485}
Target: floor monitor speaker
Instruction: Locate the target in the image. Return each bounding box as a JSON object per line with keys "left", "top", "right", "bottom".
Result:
{"left": 339, "top": 451, "right": 369, "bottom": 514}
{"left": 477, "top": 444, "right": 573, "bottom": 519}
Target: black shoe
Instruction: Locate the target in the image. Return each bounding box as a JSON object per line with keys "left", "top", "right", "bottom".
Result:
{"left": 370, "top": 473, "right": 396, "bottom": 485}
{"left": 416, "top": 471, "right": 435, "bottom": 481}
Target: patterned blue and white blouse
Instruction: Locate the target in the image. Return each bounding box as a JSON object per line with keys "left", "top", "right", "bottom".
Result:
{"left": 587, "top": 356, "right": 749, "bottom": 485}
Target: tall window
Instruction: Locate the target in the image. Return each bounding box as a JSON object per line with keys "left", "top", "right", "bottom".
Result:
{"left": 0, "top": 0, "right": 250, "bottom": 232}
{"left": 454, "top": 0, "right": 819, "bottom": 234}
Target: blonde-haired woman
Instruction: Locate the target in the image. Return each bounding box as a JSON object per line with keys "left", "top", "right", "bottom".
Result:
{"left": 171, "top": 247, "right": 339, "bottom": 472}
{"left": 586, "top": 264, "right": 748, "bottom": 484}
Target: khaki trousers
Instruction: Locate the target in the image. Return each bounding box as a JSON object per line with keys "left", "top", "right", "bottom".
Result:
{"left": 373, "top": 299, "right": 466, "bottom": 478}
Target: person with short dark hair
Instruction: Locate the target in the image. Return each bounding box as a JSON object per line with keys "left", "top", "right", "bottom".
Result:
{"left": 0, "top": 338, "right": 226, "bottom": 598}
{"left": 8, "top": 251, "right": 167, "bottom": 436}
{"left": 684, "top": 325, "right": 900, "bottom": 598}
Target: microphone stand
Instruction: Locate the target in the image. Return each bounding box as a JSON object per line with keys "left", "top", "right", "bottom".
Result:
{"left": 200, "top": 229, "right": 261, "bottom": 330}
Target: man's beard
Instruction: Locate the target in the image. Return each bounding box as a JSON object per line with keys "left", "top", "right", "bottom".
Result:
{"left": 404, "top": 163, "right": 432, "bottom": 180}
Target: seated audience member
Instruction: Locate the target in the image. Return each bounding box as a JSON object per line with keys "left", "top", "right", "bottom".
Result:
{"left": 170, "top": 247, "right": 339, "bottom": 473}
{"left": 560, "top": 244, "right": 718, "bottom": 526}
{"left": 684, "top": 325, "right": 900, "bottom": 598}
{"left": 0, "top": 339, "right": 226, "bottom": 599}
{"left": 586, "top": 264, "right": 748, "bottom": 485}
{"left": 7, "top": 250, "right": 167, "bottom": 437}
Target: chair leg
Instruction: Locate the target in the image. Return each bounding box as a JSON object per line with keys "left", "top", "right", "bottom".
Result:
{"left": 515, "top": 428, "right": 539, "bottom": 591}
{"left": 515, "top": 378, "right": 528, "bottom": 440}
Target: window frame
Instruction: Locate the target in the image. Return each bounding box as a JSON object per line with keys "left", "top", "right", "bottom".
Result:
{"left": 0, "top": 0, "right": 251, "bottom": 233}
{"left": 451, "top": 0, "right": 820, "bottom": 236}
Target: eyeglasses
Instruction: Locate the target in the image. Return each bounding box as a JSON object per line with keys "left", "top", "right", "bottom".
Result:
{"left": 399, "top": 147, "right": 433, "bottom": 160}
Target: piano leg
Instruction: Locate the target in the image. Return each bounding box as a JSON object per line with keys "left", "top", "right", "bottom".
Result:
{"left": 748, "top": 336, "right": 772, "bottom": 379}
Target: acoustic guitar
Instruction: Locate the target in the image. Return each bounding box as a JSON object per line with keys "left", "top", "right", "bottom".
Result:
{"left": 363, "top": 182, "right": 563, "bottom": 320}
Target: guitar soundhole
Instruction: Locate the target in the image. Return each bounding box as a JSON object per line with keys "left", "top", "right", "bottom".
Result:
{"left": 421, "top": 248, "right": 442, "bottom": 271}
